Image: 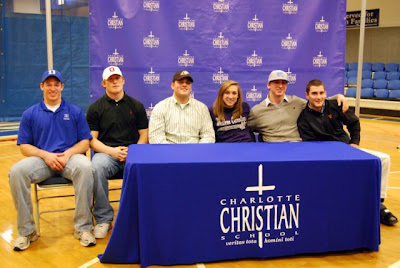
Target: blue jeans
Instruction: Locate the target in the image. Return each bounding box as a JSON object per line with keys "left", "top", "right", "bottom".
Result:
{"left": 9, "top": 154, "right": 94, "bottom": 236}
{"left": 92, "top": 153, "right": 125, "bottom": 224}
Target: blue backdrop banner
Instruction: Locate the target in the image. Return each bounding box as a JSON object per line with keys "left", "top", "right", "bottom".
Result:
{"left": 89, "top": 0, "right": 346, "bottom": 113}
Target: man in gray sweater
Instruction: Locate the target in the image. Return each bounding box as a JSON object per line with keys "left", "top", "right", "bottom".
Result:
{"left": 248, "top": 70, "right": 347, "bottom": 142}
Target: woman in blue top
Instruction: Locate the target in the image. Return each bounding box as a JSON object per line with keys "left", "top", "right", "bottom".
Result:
{"left": 209, "top": 80, "right": 253, "bottom": 142}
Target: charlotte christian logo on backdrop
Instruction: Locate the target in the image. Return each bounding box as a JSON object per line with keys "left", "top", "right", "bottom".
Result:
{"left": 143, "top": 67, "right": 160, "bottom": 85}
{"left": 313, "top": 51, "right": 328, "bottom": 67}
{"left": 143, "top": 0, "right": 159, "bottom": 12}
{"left": 219, "top": 164, "right": 300, "bottom": 249}
{"left": 213, "top": 32, "right": 229, "bottom": 49}
{"left": 179, "top": 14, "right": 195, "bottom": 31}
{"left": 282, "top": 0, "right": 298, "bottom": 15}
{"left": 213, "top": 68, "right": 229, "bottom": 84}
{"left": 248, "top": 15, "right": 263, "bottom": 32}
{"left": 245, "top": 85, "right": 262, "bottom": 102}
{"left": 146, "top": 103, "right": 154, "bottom": 117}
{"left": 247, "top": 51, "right": 263, "bottom": 67}
{"left": 281, "top": 33, "right": 297, "bottom": 50}
{"left": 213, "top": 0, "right": 230, "bottom": 13}
{"left": 287, "top": 68, "right": 297, "bottom": 84}
{"left": 315, "top": 16, "right": 329, "bottom": 33}
{"left": 108, "top": 49, "right": 124, "bottom": 66}
{"left": 178, "top": 50, "right": 195, "bottom": 67}
{"left": 143, "top": 31, "right": 160, "bottom": 48}
{"left": 107, "top": 12, "right": 123, "bottom": 29}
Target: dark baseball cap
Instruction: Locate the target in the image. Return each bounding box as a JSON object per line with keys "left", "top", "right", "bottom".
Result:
{"left": 172, "top": 70, "right": 193, "bottom": 82}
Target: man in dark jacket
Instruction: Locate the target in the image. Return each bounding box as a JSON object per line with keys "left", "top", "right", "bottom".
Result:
{"left": 297, "top": 79, "right": 397, "bottom": 226}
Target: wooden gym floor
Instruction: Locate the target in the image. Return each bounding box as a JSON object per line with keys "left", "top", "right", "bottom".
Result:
{"left": 0, "top": 115, "right": 399, "bottom": 268}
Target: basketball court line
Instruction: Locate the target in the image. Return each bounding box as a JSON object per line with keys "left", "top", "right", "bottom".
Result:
{"left": 0, "top": 155, "right": 22, "bottom": 159}
{"left": 78, "top": 257, "right": 99, "bottom": 268}
{"left": 389, "top": 260, "right": 400, "bottom": 268}
{"left": 360, "top": 116, "right": 400, "bottom": 123}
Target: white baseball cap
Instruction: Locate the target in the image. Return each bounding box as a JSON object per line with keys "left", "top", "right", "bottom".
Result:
{"left": 268, "top": 70, "right": 289, "bottom": 83}
{"left": 102, "top": 66, "right": 123, "bottom": 80}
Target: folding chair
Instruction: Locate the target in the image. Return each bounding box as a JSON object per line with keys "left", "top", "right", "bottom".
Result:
{"left": 108, "top": 170, "right": 123, "bottom": 204}
{"left": 33, "top": 175, "right": 75, "bottom": 236}
{"left": 34, "top": 173, "right": 122, "bottom": 236}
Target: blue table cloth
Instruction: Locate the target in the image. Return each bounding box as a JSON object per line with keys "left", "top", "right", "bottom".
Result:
{"left": 99, "top": 142, "right": 381, "bottom": 267}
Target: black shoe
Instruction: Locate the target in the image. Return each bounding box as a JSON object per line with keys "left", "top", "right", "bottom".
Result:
{"left": 380, "top": 204, "right": 398, "bottom": 226}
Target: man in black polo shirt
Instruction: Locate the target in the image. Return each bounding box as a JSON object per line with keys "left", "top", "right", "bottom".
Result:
{"left": 86, "top": 66, "right": 149, "bottom": 238}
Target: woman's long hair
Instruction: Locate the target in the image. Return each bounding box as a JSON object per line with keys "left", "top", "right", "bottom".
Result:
{"left": 212, "top": 80, "right": 243, "bottom": 121}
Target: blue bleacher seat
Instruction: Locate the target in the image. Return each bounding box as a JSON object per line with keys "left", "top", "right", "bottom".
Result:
{"left": 372, "top": 63, "right": 385, "bottom": 72}
{"left": 373, "top": 71, "right": 386, "bottom": 80}
{"left": 386, "top": 71, "right": 400, "bottom": 81}
{"left": 344, "top": 77, "right": 348, "bottom": 86}
{"left": 362, "top": 62, "right": 372, "bottom": 70}
{"left": 388, "top": 80, "right": 400, "bottom": 90}
{"left": 361, "top": 79, "right": 373, "bottom": 88}
{"left": 345, "top": 63, "right": 349, "bottom": 71}
{"left": 347, "top": 77, "right": 357, "bottom": 86}
{"left": 373, "top": 79, "right": 388, "bottom": 89}
{"left": 362, "top": 70, "right": 372, "bottom": 79}
{"left": 348, "top": 62, "right": 358, "bottom": 71}
{"left": 385, "top": 63, "right": 399, "bottom": 72}
{"left": 374, "top": 89, "right": 389, "bottom": 99}
{"left": 361, "top": 88, "right": 374, "bottom": 98}
{"left": 347, "top": 70, "right": 357, "bottom": 78}
{"left": 345, "top": 87, "right": 356, "bottom": 97}
{"left": 388, "top": 90, "right": 400, "bottom": 99}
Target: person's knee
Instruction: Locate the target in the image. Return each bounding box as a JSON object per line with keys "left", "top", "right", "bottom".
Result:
{"left": 9, "top": 161, "right": 27, "bottom": 185}
{"left": 91, "top": 153, "right": 117, "bottom": 179}
{"left": 80, "top": 157, "right": 92, "bottom": 172}
{"left": 69, "top": 156, "right": 93, "bottom": 182}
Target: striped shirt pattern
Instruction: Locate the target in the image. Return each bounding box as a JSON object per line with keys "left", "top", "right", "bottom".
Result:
{"left": 149, "top": 96, "right": 215, "bottom": 144}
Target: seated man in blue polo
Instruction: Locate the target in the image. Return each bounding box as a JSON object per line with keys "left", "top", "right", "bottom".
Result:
{"left": 9, "top": 70, "right": 95, "bottom": 251}
{"left": 297, "top": 79, "right": 398, "bottom": 226}
{"left": 86, "top": 66, "right": 149, "bottom": 239}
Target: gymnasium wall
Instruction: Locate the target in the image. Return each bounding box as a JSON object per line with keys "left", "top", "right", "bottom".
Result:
{"left": 346, "top": 0, "right": 400, "bottom": 63}
{"left": 0, "top": 13, "right": 89, "bottom": 121}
